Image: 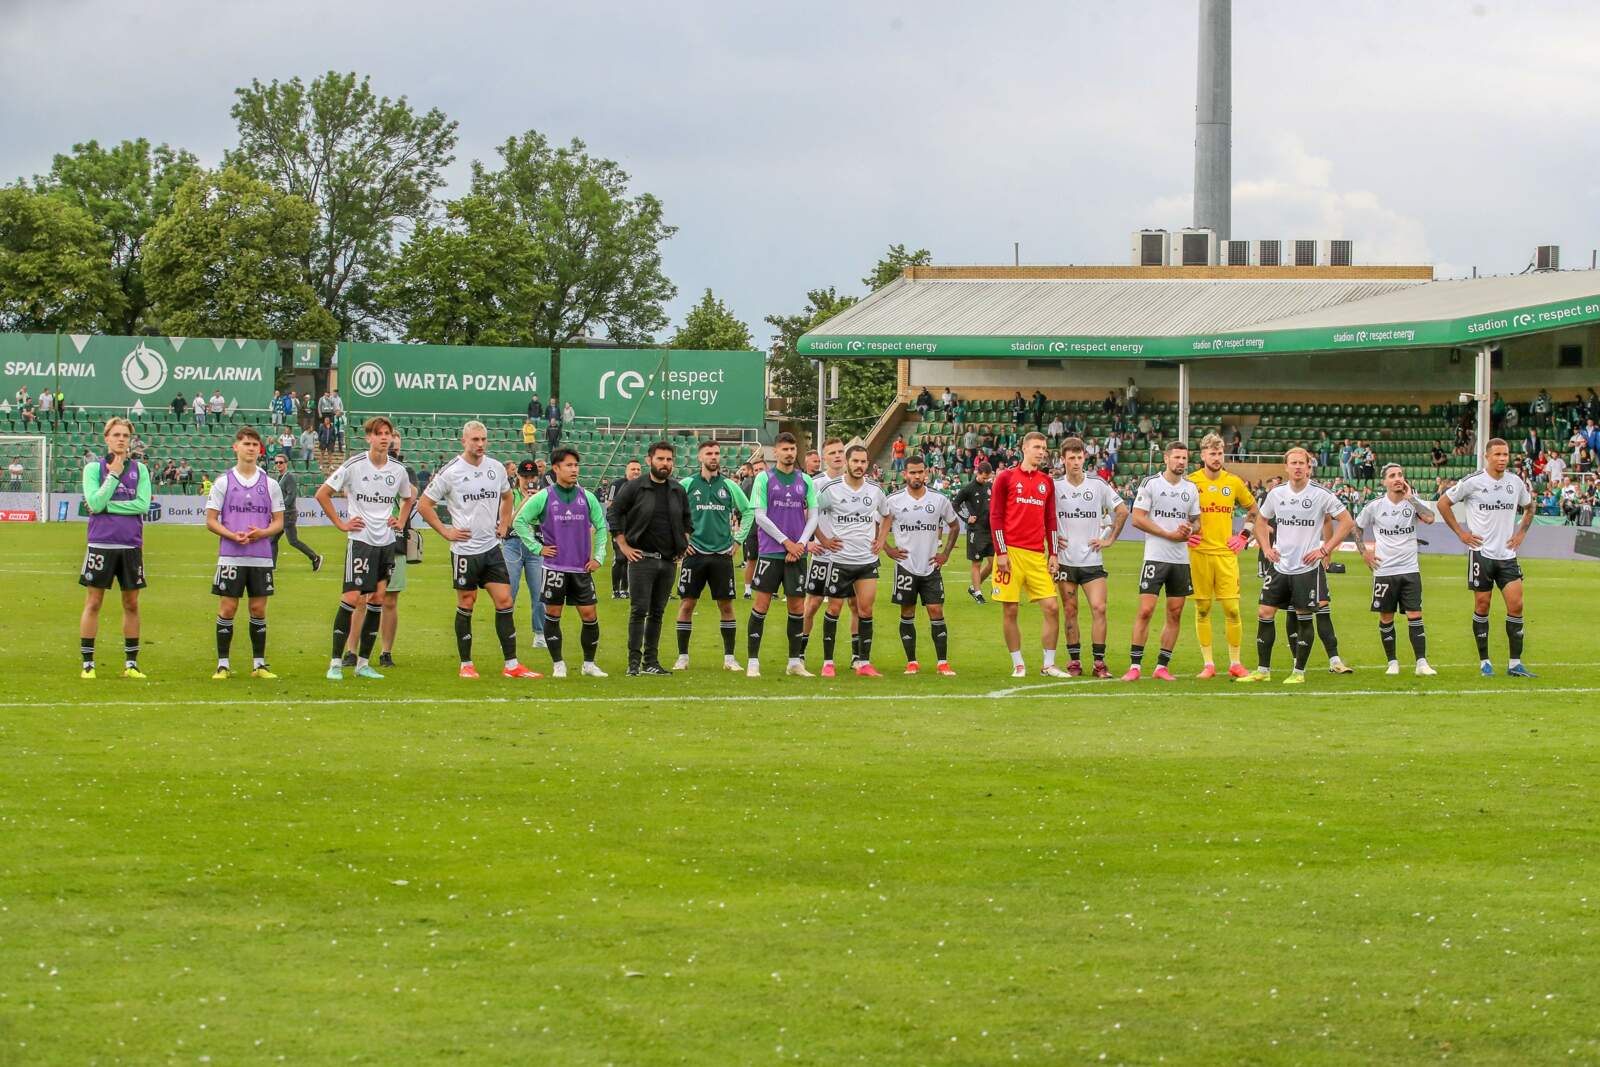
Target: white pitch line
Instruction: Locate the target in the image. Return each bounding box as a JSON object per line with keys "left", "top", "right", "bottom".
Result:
{"left": 2, "top": 686, "right": 1597, "bottom": 711}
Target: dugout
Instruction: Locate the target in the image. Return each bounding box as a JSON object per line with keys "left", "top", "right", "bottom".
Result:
{"left": 797, "top": 265, "right": 1600, "bottom": 468}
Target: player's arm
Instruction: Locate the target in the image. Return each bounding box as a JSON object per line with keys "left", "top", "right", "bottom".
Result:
{"left": 1095, "top": 501, "right": 1130, "bottom": 550}
{"left": 1434, "top": 480, "right": 1481, "bottom": 547}
{"left": 1308, "top": 506, "right": 1353, "bottom": 565}
{"left": 316, "top": 467, "right": 359, "bottom": 532}
{"left": 498, "top": 486, "right": 514, "bottom": 540}
{"left": 257, "top": 480, "right": 285, "bottom": 540}
{"left": 513, "top": 488, "right": 550, "bottom": 554}
{"left": 1043, "top": 477, "right": 1059, "bottom": 574}
{"left": 584, "top": 488, "right": 608, "bottom": 569}
{"left": 748, "top": 472, "right": 787, "bottom": 544}
{"left": 728, "top": 480, "right": 753, "bottom": 545}
{"left": 82, "top": 461, "right": 116, "bottom": 513}
{"left": 393, "top": 480, "right": 417, "bottom": 532}
{"left": 1510, "top": 484, "right": 1536, "bottom": 550}
{"left": 988, "top": 472, "right": 1011, "bottom": 572}
{"left": 609, "top": 479, "right": 642, "bottom": 563}
{"left": 936, "top": 510, "right": 961, "bottom": 566}
{"left": 1352, "top": 505, "right": 1377, "bottom": 569}
{"left": 417, "top": 481, "right": 467, "bottom": 542}
{"left": 102, "top": 462, "right": 152, "bottom": 515}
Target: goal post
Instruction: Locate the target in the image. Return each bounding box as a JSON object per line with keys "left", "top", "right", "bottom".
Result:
{"left": 0, "top": 434, "right": 50, "bottom": 522}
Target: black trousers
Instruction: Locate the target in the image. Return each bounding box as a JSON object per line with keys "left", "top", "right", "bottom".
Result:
{"left": 611, "top": 551, "right": 630, "bottom": 595}
{"left": 273, "top": 520, "right": 319, "bottom": 564}
{"left": 627, "top": 556, "right": 676, "bottom": 668}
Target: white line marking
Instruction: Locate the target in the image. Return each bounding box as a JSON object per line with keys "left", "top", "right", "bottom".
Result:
{"left": 3, "top": 686, "right": 1595, "bottom": 711}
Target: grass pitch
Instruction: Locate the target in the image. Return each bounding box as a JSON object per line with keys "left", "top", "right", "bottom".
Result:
{"left": 2, "top": 523, "right": 1599, "bottom": 1065}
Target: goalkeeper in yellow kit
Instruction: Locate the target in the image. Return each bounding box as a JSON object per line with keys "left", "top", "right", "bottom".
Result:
{"left": 1185, "top": 433, "right": 1259, "bottom": 678}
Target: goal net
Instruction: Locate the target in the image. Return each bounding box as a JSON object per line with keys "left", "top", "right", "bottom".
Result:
{"left": 0, "top": 434, "right": 49, "bottom": 522}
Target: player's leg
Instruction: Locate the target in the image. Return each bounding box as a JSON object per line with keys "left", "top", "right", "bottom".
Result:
{"left": 380, "top": 591, "right": 400, "bottom": 660}
{"left": 747, "top": 563, "right": 776, "bottom": 671}
{"left": 675, "top": 581, "right": 699, "bottom": 669}
{"left": 1085, "top": 577, "right": 1111, "bottom": 676}
{"left": 1191, "top": 555, "right": 1216, "bottom": 673}
{"left": 79, "top": 585, "right": 106, "bottom": 676}
{"left": 119, "top": 588, "right": 142, "bottom": 675}
{"left": 1469, "top": 551, "right": 1494, "bottom": 669}
{"left": 784, "top": 589, "right": 809, "bottom": 674}
{"left": 851, "top": 577, "right": 878, "bottom": 675}
{"left": 638, "top": 559, "right": 675, "bottom": 672}
{"left": 1501, "top": 578, "right": 1531, "bottom": 675}
{"left": 898, "top": 601, "right": 918, "bottom": 668}
{"left": 800, "top": 591, "right": 824, "bottom": 655}
{"left": 486, "top": 577, "right": 524, "bottom": 675}
{"left": 1241, "top": 603, "right": 1279, "bottom": 681}
{"left": 1406, "top": 610, "right": 1433, "bottom": 674}
{"left": 715, "top": 592, "right": 740, "bottom": 669}
{"left": 1377, "top": 610, "right": 1399, "bottom": 672}
{"left": 1058, "top": 581, "right": 1081, "bottom": 671}
{"left": 284, "top": 519, "right": 319, "bottom": 567}
{"left": 821, "top": 601, "right": 843, "bottom": 670}
{"left": 848, "top": 595, "right": 862, "bottom": 667}
{"left": 215, "top": 594, "right": 240, "bottom": 676}
{"left": 1038, "top": 593, "right": 1061, "bottom": 675}
{"left": 246, "top": 593, "right": 272, "bottom": 676}
{"left": 1124, "top": 592, "right": 1157, "bottom": 680}
{"left": 356, "top": 580, "right": 388, "bottom": 671}
{"left": 927, "top": 601, "right": 952, "bottom": 672}
{"left": 576, "top": 599, "right": 603, "bottom": 676}
{"left": 1154, "top": 595, "right": 1185, "bottom": 678}
{"left": 543, "top": 585, "right": 567, "bottom": 671}
{"left": 455, "top": 587, "right": 479, "bottom": 669}
{"left": 1214, "top": 555, "right": 1245, "bottom": 675}
{"left": 1315, "top": 586, "right": 1349, "bottom": 673}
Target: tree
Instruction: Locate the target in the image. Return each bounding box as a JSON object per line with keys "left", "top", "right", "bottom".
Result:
{"left": 376, "top": 194, "right": 549, "bottom": 346}
{"left": 862, "top": 243, "right": 931, "bottom": 291}
{"left": 765, "top": 245, "right": 933, "bottom": 438}
{"left": 143, "top": 168, "right": 338, "bottom": 344}
{"left": 671, "top": 289, "right": 752, "bottom": 350}
{"left": 227, "top": 71, "right": 458, "bottom": 337}
{"left": 36, "top": 138, "right": 200, "bottom": 333}
{"left": 0, "top": 187, "right": 118, "bottom": 333}
{"left": 471, "top": 131, "right": 677, "bottom": 373}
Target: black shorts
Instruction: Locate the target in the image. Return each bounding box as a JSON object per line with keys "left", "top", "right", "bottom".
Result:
{"left": 679, "top": 552, "right": 736, "bottom": 601}
{"left": 212, "top": 562, "right": 275, "bottom": 599}
{"left": 1138, "top": 561, "right": 1193, "bottom": 597}
{"left": 742, "top": 527, "right": 761, "bottom": 564}
{"left": 1058, "top": 564, "right": 1108, "bottom": 587}
{"left": 965, "top": 529, "right": 994, "bottom": 561}
{"left": 1468, "top": 551, "right": 1523, "bottom": 591}
{"left": 826, "top": 560, "right": 879, "bottom": 596}
{"left": 452, "top": 548, "right": 511, "bottom": 590}
{"left": 1259, "top": 565, "right": 1327, "bottom": 613}
{"left": 1371, "top": 571, "right": 1423, "bottom": 614}
{"left": 891, "top": 564, "right": 944, "bottom": 606}
{"left": 80, "top": 546, "right": 146, "bottom": 590}
{"left": 541, "top": 568, "right": 598, "bottom": 606}
{"left": 804, "top": 556, "right": 836, "bottom": 597}
{"left": 342, "top": 540, "right": 398, "bottom": 594}
{"left": 752, "top": 555, "right": 806, "bottom": 596}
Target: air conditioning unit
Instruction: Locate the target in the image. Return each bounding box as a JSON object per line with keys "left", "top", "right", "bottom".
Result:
{"left": 1291, "top": 239, "right": 1319, "bottom": 267}
{"left": 1535, "top": 245, "right": 1561, "bottom": 271}
{"left": 1220, "top": 239, "right": 1251, "bottom": 267}
{"left": 1171, "top": 228, "right": 1217, "bottom": 267}
{"left": 1321, "top": 239, "right": 1354, "bottom": 267}
{"left": 1131, "top": 229, "right": 1170, "bottom": 266}
{"left": 1251, "top": 239, "right": 1284, "bottom": 267}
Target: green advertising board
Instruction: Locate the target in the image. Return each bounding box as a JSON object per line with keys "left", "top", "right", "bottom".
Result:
{"left": 339, "top": 343, "right": 551, "bottom": 415}
{"left": 561, "top": 349, "right": 765, "bottom": 427}
{"left": 0, "top": 333, "right": 278, "bottom": 410}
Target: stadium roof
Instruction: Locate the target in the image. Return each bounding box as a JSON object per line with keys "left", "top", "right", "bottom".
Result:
{"left": 797, "top": 267, "right": 1600, "bottom": 361}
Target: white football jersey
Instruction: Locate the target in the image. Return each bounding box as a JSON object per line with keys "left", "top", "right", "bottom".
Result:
{"left": 324, "top": 453, "right": 411, "bottom": 547}
{"left": 1053, "top": 475, "right": 1124, "bottom": 567}
{"left": 886, "top": 487, "right": 957, "bottom": 577}
{"left": 424, "top": 454, "right": 510, "bottom": 556}
{"left": 1133, "top": 474, "right": 1201, "bottom": 565}
{"left": 1355, "top": 495, "right": 1433, "bottom": 577}
{"left": 816, "top": 477, "right": 890, "bottom": 566}
{"left": 1259, "top": 481, "right": 1346, "bottom": 575}
{"left": 809, "top": 470, "right": 847, "bottom": 561}
{"left": 1445, "top": 470, "right": 1532, "bottom": 560}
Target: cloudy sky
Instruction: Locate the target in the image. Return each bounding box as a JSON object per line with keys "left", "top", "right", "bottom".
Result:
{"left": 6, "top": 0, "right": 1599, "bottom": 343}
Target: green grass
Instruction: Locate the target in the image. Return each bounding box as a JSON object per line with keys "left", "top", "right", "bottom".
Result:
{"left": 3, "top": 523, "right": 1599, "bottom": 1065}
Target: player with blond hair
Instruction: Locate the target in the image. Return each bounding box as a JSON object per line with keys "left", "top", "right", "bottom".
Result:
{"left": 1186, "top": 431, "right": 1258, "bottom": 678}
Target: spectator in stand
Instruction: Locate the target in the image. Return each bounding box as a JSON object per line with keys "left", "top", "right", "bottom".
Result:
{"left": 1544, "top": 449, "right": 1566, "bottom": 485}
{"left": 1046, "top": 413, "right": 1064, "bottom": 444}
{"left": 1136, "top": 412, "right": 1153, "bottom": 443}
{"left": 18, "top": 398, "right": 37, "bottom": 426}
{"left": 269, "top": 390, "right": 282, "bottom": 426}
{"left": 522, "top": 417, "right": 538, "bottom": 455}
{"left": 1430, "top": 441, "right": 1447, "bottom": 469}
{"left": 1503, "top": 402, "right": 1519, "bottom": 432}
{"left": 546, "top": 408, "right": 563, "bottom": 451}
{"left": 298, "top": 392, "right": 313, "bottom": 430}
{"left": 915, "top": 387, "right": 933, "bottom": 415}
{"left": 329, "top": 390, "right": 343, "bottom": 418}
{"left": 940, "top": 387, "right": 955, "bottom": 416}
{"left": 891, "top": 434, "right": 907, "bottom": 471}
{"left": 1339, "top": 438, "right": 1355, "bottom": 480}
{"left": 1105, "top": 431, "right": 1121, "bottom": 471}
{"left": 1228, "top": 430, "right": 1244, "bottom": 462}
{"left": 1110, "top": 408, "right": 1126, "bottom": 435}
{"left": 317, "top": 390, "right": 335, "bottom": 421}
{"left": 177, "top": 459, "right": 194, "bottom": 491}
{"left": 192, "top": 390, "right": 206, "bottom": 426}
{"left": 297, "top": 425, "right": 316, "bottom": 466}
{"left": 158, "top": 459, "right": 178, "bottom": 486}
{"left": 277, "top": 427, "right": 295, "bottom": 458}
{"left": 38, "top": 387, "right": 53, "bottom": 421}
{"left": 12, "top": 385, "right": 27, "bottom": 407}
{"left": 1008, "top": 391, "right": 1026, "bottom": 424}
{"left": 7, "top": 456, "right": 23, "bottom": 491}
{"left": 1123, "top": 377, "right": 1139, "bottom": 417}
{"left": 334, "top": 411, "right": 347, "bottom": 450}
{"left": 1532, "top": 388, "right": 1552, "bottom": 428}
{"left": 527, "top": 391, "right": 542, "bottom": 423}
{"left": 1586, "top": 419, "right": 1600, "bottom": 458}
{"left": 280, "top": 390, "right": 296, "bottom": 426}
{"left": 208, "top": 390, "right": 225, "bottom": 419}
{"left": 1030, "top": 389, "right": 1046, "bottom": 429}
{"left": 1084, "top": 436, "right": 1099, "bottom": 467}
{"left": 1524, "top": 426, "right": 1542, "bottom": 461}
{"left": 317, "top": 416, "right": 337, "bottom": 451}
{"left": 544, "top": 398, "right": 559, "bottom": 424}
{"left": 51, "top": 387, "right": 63, "bottom": 421}
{"left": 562, "top": 399, "right": 576, "bottom": 424}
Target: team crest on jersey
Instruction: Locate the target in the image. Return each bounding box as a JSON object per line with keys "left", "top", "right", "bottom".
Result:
{"left": 1300, "top": 497, "right": 1312, "bottom": 508}
{"left": 717, "top": 487, "right": 727, "bottom": 500}
{"left": 1222, "top": 486, "right": 1232, "bottom": 496}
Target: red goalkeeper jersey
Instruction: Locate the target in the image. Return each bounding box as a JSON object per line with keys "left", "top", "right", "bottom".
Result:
{"left": 989, "top": 465, "right": 1056, "bottom": 554}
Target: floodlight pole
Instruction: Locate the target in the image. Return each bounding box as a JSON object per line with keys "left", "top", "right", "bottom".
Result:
{"left": 1474, "top": 344, "right": 1492, "bottom": 462}
{"left": 1177, "top": 362, "right": 1191, "bottom": 444}
{"left": 815, "top": 360, "right": 826, "bottom": 449}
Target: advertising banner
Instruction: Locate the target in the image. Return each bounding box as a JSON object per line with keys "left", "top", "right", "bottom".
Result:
{"left": 0, "top": 333, "right": 278, "bottom": 409}
{"left": 561, "top": 349, "right": 765, "bottom": 427}
{"left": 293, "top": 342, "right": 320, "bottom": 368}
{"left": 340, "top": 343, "right": 550, "bottom": 415}
{"left": 51, "top": 494, "right": 346, "bottom": 526}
